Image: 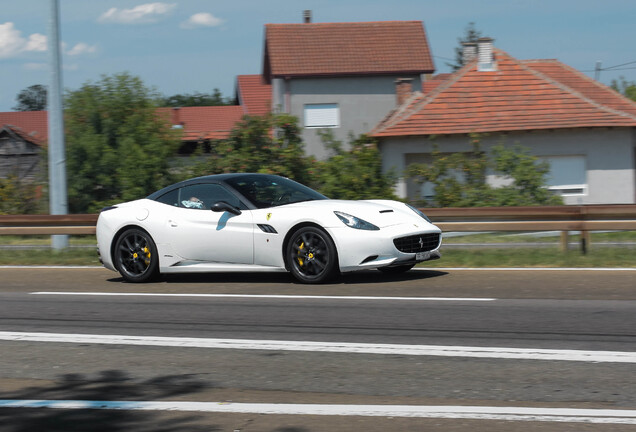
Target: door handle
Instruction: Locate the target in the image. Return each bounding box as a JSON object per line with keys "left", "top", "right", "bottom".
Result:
{"left": 168, "top": 219, "right": 178, "bottom": 227}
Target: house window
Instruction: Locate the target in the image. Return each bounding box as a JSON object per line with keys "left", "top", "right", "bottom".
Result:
{"left": 304, "top": 104, "right": 339, "bottom": 128}
{"left": 542, "top": 155, "right": 587, "bottom": 196}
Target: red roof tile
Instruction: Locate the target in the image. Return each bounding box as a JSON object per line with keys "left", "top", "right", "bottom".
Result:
{"left": 264, "top": 21, "right": 434, "bottom": 80}
{"left": 0, "top": 111, "right": 48, "bottom": 144}
{"left": 236, "top": 75, "right": 271, "bottom": 116}
{"left": 523, "top": 59, "right": 636, "bottom": 117}
{"left": 157, "top": 106, "right": 245, "bottom": 140}
{"left": 371, "top": 49, "right": 636, "bottom": 137}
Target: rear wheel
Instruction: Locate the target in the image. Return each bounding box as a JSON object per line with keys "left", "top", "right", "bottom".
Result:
{"left": 113, "top": 228, "right": 159, "bottom": 283}
{"left": 287, "top": 226, "right": 338, "bottom": 284}
{"left": 378, "top": 264, "right": 415, "bottom": 275}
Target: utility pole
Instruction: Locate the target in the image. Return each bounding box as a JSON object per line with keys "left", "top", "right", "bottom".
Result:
{"left": 594, "top": 61, "right": 602, "bottom": 81}
{"left": 47, "top": 0, "right": 69, "bottom": 249}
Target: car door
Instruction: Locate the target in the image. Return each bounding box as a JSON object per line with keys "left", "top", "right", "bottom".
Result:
{"left": 163, "top": 183, "right": 254, "bottom": 264}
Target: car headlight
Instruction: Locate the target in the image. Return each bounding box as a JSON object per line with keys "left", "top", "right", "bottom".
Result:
{"left": 406, "top": 204, "right": 432, "bottom": 223}
{"left": 334, "top": 211, "right": 379, "bottom": 231}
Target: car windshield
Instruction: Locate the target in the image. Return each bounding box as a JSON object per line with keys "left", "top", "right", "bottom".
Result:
{"left": 225, "top": 174, "right": 328, "bottom": 209}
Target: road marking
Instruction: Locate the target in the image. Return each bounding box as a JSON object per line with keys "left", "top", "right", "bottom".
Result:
{"left": 0, "top": 400, "right": 635, "bottom": 423}
{"left": 421, "top": 267, "right": 636, "bottom": 271}
{"left": 29, "top": 292, "right": 496, "bottom": 302}
{"left": 1, "top": 331, "right": 634, "bottom": 363}
{"left": 1, "top": 266, "right": 635, "bottom": 271}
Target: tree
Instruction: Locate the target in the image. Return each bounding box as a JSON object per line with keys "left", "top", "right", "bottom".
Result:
{"left": 611, "top": 77, "right": 636, "bottom": 102}
{"left": 157, "top": 89, "right": 233, "bottom": 107}
{"left": 406, "top": 134, "right": 563, "bottom": 207}
{"left": 13, "top": 84, "right": 47, "bottom": 111}
{"left": 191, "top": 112, "right": 313, "bottom": 184}
{"left": 447, "top": 22, "right": 483, "bottom": 71}
{"left": 314, "top": 130, "right": 399, "bottom": 200}
{"left": 65, "top": 73, "right": 180, "bottom": 213}
{"left": 0, "top": 174, "right": 41, "bottom": 214}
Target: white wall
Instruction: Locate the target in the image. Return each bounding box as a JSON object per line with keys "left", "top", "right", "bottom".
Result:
{"left": 286, "top": 75, "right": 422, "bottom": 159}
{"left": 378, "top": 128, "right": 636, "bottom": 205}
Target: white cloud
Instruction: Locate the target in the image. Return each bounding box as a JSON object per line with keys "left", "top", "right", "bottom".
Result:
{"left": 0, "top": 22, "right": 47, "bottom": 58}
{"left": 99, "top": 3, "right": 177, "bottom": 24}
{"left": 181, "top": 12, "right": 224, "bottom": 29}
{"left": 26, "top": 33, "right": 47, "bottom": 52}
{"left": 66, "top": 42, "right": 97, "bottom": 56}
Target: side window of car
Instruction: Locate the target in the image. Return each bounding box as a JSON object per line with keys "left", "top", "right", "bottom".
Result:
{"left": 155, "top": 189, "right": 180, "bottom": 207}
{"left": 179, "top": 184, "right": 245, "bottom": 210}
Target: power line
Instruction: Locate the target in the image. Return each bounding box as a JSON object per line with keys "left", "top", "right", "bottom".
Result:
{"left": 602, "top": 60, "right": 636, "bottom": 71}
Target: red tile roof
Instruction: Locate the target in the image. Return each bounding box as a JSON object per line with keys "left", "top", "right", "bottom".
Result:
{"left": 236, "top": 75, "right": 271, "bottom": 116}
{"left": 156, "top": 106, "right": 244, "bottom": 140}
{"left": 523, "top": 59, "right": 636, "bottom": 117}
{"left": 0, "top": 107, "right": 245, "bottom": 145}
{"left": 371, "top": 49, "right": 636, "bottom": 137}
{"left": 264, "top": 21, "right": 434, "bottom": 80}
{"left": 0, "top": 111, "right": 48, "bottom": 145}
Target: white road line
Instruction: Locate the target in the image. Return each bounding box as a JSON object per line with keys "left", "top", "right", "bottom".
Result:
{"left": 1, "top": 331, "right": 634, "bottom": 363}
{"left": 29, "top": 292, "right": 496, "bottom": 302}
{"left": 1, "top": 266, "right": 635, "bottom": 271}
{"left": 0, "top": 400, "right": 635, "bottom": 424}
{"left": 419, "top": 267, "right": 636, "bottom": 271}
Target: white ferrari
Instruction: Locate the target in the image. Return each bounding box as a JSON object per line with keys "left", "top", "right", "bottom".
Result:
{"left": 96, "top": 173, "right": 442, "bottom": 283}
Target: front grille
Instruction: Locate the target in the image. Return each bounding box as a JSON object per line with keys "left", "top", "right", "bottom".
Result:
{"left": 393, "top": 233, "right": 440, "bottom": 253}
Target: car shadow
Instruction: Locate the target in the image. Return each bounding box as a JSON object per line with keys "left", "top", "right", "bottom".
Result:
{"left": 107, "top": 269, "right": 448, "bottom": 285}
{"left": 0, "top": 370, "right": 216, "bottom": 432}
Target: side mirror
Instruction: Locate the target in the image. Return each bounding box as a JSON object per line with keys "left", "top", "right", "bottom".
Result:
{"left": 211, "top": 201, "right": 242, "bottom": 215}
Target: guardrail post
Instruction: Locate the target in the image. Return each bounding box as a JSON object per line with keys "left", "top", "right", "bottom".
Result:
{"left": 580, "top": 230, "right": 591, "bottom": 255}
{"left": 560, "top": 231, "right": 569, "bottom": 252}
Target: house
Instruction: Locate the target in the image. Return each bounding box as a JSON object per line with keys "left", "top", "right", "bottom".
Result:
{"left": 371, "top": 38, "right": 636, "bottom": 205}
{"left": 236, "top": 74, "right": 272, "bottom": 116}
{"left": 157, "top": 105, "right": 245, "bottom": 154}
{"left": 262, "top": 14, "right": 435, "bottom": 158}
{"left": 0, "top": 111, "right": 47, "bottom": 181}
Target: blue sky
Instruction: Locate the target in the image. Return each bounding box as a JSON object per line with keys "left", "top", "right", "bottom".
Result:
{"left": 1, "top": 0, "right": 635, "bottom": 111}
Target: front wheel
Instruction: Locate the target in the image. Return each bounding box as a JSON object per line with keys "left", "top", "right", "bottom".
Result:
{"left": 113, "top": 228, "right": 159, "bottom": 283}
{"left": 287, "top": 226, "right": 338, "bottom": 284}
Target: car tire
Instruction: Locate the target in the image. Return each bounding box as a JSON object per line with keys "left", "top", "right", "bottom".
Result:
{"left": 287, "top": 226, "right": 338, "bottom": 284}
{"left": 378, "top": 264, "right": 415, "bottom": 274}
{"left": 113, "top": 228, "right": 159, "bottom": 283}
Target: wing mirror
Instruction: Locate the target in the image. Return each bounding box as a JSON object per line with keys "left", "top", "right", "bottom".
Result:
{"left": 211, "top": 201, "right": 242, "bottom": 215}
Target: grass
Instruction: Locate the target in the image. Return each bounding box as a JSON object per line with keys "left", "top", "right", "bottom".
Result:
{"left": 424, "top": 247, "right": 636, "bottom": 268}
{"left": 0, "top": 233, "right": 634, "bottom": 268}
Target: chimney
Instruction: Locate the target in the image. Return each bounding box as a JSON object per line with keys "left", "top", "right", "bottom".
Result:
{"left": 477, "top": 37, "right": 495, "bottom": 71}
{"left": 303, "top": 10, "right": 312, "bottom": 23}
{"left": 171, "top": 107, "right": 184, "bottom": 129}
{"left": 395, "top": 78, "right": 413, "bottom": 106}
{"left": 462, "top": 42, "right": 477, "bottom": 64}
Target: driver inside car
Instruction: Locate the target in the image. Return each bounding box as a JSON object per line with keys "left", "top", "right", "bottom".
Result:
{"left": 181, "top": 196, "right": 204, "bottom": 209}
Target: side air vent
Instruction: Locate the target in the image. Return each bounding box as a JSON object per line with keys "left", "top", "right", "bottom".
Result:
{"left": 379, "top": 209, "right": 394, "bottom": 213}
{"left": 257, "top": 224, "right": 278, "bottom": 234}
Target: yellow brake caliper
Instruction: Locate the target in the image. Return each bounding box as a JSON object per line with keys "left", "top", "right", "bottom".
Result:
{"left": 297, "top": 242, "right": 305, "bottom": 266}
{"left": 143, "top": 246, "right": 151, "bottom": 265}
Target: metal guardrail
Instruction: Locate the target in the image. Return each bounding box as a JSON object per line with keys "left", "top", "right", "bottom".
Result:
{"left": 0, "top": 214, "right": 98, "bottom": 235}
{"left": 425, "top": 204, "right": 636, "bottom": 231}
{"left": 1, "top": 205, "right": 635, "bottom": 251}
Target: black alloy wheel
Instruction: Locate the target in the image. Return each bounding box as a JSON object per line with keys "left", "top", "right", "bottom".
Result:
{"left": 114, "top": 228, "right": 159, "bottom": 283}
{"left": 287, "top": 226, "right": 338, "bottom": 284}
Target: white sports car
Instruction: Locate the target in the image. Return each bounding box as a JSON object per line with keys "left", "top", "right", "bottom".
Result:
{"left": 96, "top": 173, "right": 442, "bottom": 283}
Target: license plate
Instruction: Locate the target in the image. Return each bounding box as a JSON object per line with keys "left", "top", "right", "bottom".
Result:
{"left": 415, "top": 252, "right": 429, "bottom": 261}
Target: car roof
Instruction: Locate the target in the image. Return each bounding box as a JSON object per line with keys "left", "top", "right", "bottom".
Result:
{"left": 146, "top": 173, "right": 281, "bottom": 200}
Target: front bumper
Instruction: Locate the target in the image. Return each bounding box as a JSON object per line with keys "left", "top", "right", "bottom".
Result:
{"left": 327, "top": 224, "right": 442, "bottom": 273}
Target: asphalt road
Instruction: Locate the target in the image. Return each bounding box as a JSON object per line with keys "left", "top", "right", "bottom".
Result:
{"left": 0, "top": 267, "right": 635, "bottom": 431}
